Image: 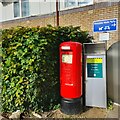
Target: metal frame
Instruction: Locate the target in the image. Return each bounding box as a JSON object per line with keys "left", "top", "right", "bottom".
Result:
{"left": 84, "top": 42, "right": 107, "bottom": 108}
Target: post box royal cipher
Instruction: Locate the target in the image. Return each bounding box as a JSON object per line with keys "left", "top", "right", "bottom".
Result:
{"left": 60, "top": 41, "right": 82, "bottom": 115}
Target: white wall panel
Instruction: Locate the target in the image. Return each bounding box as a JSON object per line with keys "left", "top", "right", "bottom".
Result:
{"left": 2, "top": 2, "right": 13, "bottom": 21}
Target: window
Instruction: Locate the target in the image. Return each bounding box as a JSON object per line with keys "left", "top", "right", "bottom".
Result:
{"left": 78, "top": 0, "right": 93, "bottom": 6}
{"left": 64, "top": 0, "right": 93, "bottom": 8}
{"left": 65, "top": 0, "right": 76, "bottom": 7}
{"left": 21, "top": 0, "right": 29, "bottom": 17}
{"left": 14, "top": 1, "right": 20, "bottom": 17}
{"left": 13, "top": 0, "right": 29, "bottom": 18}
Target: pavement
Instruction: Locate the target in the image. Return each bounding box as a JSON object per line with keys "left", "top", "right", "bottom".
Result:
{"left": 0, "top": 115, "right": 8, "bottom": 120}
{"left": 0, "top": 104, "right": 120, "bottom": 119}
{"left": 50, "top": 104, "right": 120, "bottom": 118}
{"left": 107, "top": 104, "right": 120, "bottom": 118}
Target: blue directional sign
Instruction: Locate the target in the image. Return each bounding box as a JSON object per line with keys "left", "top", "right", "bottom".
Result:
{"left": 93, "top": 18, "right": 117, "bottom": 32}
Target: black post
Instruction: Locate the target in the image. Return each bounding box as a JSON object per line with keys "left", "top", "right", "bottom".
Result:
{"left": 56, "top": 0, "right": 59, "bottom": 26}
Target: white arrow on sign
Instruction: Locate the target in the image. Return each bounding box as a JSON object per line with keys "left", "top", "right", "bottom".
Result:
{"left": 111, "top": 23, "right": 116, "bottom": 26}
{"left": 99, "top": 27, "right": 103, "bottom": 30}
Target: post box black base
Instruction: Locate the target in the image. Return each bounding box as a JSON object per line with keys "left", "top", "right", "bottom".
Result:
{"left": 61, "top": 97, "right": 82, "bottom": 115}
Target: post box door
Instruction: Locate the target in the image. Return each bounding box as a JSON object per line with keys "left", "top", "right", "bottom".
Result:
{"left": 61, "top": 51, "right": 73, "bottom": 85}
{"left": 85, "top": 55, "right": 107, "bottom": 108}
{"left": 60, "top": 42, "right": 82, "bottom": 99}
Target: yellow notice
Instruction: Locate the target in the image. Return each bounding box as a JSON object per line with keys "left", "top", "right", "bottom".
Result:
{"left": 62, "top": 54, "right": 73, "bottom": 64}
{"left": 87, "top": 58, "right": 102, "bottom": 63}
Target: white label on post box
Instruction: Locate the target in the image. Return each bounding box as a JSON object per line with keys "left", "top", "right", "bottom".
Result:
{"left": 61, "top": 46, "right": 70, "bottom": 50}
{"left": 62, "top": 54, "right": 73, "bottom": 64}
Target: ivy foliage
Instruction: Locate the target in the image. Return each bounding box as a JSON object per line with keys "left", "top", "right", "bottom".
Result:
{"left": 2, "top": 25, "right": 93, "bottom": 112}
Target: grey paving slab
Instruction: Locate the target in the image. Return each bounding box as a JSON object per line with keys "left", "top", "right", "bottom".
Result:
{"left": 107, "top": 104, "right": 120, "bottom": 118}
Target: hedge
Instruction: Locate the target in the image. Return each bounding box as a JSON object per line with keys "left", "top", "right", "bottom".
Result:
{"left": 1, "top": 25, "right": 93, "bottom": 112}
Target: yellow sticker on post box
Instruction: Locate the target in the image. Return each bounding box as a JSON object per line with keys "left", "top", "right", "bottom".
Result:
{"left": 87, "top": 58, "right": 102, "bottom": 63}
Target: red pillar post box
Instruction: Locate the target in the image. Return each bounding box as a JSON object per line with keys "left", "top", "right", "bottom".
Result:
{"left": 60, "top": 41, "right": 82, "bottom": 114}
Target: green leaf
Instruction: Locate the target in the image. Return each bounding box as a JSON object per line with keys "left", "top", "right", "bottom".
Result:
{"left": 18, "top": 78, "right": 23, "bottom": 84}
{"left": 11, "top": 82, "right": 15, "bottom": 87}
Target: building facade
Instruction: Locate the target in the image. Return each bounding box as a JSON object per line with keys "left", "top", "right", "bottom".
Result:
{"left": 0, "top": 0, "right": 95, "bottom": 22}
{"left": 1, "top": 1, "right": 119, "bottom": 47}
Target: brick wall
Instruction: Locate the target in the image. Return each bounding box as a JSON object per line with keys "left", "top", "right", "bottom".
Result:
{"left": 1, "top": 2, "right": 120, "bottom": 48}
